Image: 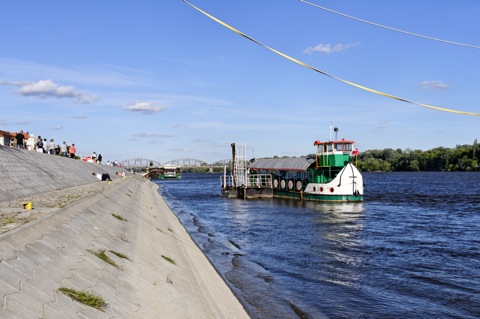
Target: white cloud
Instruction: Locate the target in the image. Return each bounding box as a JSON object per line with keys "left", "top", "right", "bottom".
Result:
{"left": 303, "top": 42, "right": 360, "bottom": 54}
{"left": 419, "top": 80, "right": 449, "bottom": 91}
{"left": 2, "top": 79, "right": 99, "bottom": 103}
{"left": 124, "top": 101, "right": 167, "bottom": 114}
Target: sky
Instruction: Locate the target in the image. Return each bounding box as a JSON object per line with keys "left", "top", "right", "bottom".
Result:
{"left": 1, "top": 0, "right": 479, "bottom": 164}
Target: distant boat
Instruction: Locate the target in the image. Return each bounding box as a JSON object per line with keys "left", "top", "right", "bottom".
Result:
{"left": 147, "top": 164, "right": 182, "bottom": 180}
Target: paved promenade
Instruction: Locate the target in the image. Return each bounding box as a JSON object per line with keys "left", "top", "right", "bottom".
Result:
{"left": 0, "top": 146, "right": 250, "bottom": 318}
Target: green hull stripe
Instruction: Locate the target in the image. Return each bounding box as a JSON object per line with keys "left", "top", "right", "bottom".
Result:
{"left": 274, "top": 190, "right": 363, "bottom": 202}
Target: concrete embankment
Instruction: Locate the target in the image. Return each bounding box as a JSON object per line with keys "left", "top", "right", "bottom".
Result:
{"left": 0, "top": 146, "right": 250, "bottom": 318}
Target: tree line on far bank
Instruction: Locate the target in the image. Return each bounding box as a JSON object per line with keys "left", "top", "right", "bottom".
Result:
{"left": 356, "top": 139, "right": 480, "bottom": 172}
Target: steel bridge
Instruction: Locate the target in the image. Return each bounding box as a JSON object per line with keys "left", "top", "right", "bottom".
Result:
{"left": 120, "top": 158, "right": 231, "bottom": 169}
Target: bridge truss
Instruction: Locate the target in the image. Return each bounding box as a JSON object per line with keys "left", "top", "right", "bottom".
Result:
{"left": 120, "top": 158, "right": 232, "bottom": 169}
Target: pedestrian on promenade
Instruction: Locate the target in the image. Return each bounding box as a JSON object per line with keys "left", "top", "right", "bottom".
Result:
{"left": 69, "top": 143, "right": 76, "bottom": 158}
{"left": 60, "top": 142, "right": 67, "bottom": 156}
{"left": 36, "top": 136, "right": 44, "bottom": 153}
{"left": 15, "top": 130, "right": 25, "bottom": 149}
{"left": 98, "top": 154, "right": 102, "bottom": 165}
{"left": 49, "top": 139, "right": 55, "bottom": 155}
{"left": 92, "top": 152, "right": 97, "bottom": 163}
{"left": 43, "top": 138, "right": 48, "bottom": 153}
{"left": 26, "top": 133, "right": 35, "bottom": 151}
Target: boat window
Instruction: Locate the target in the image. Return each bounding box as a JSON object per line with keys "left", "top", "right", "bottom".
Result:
{"left": 324, "top": 144, "right": 333, "bottom": 152}
{"left": 335, "top": 143, "right": 343, "bottom": 151}
{"left": 344, "top": 143, "right": 352, "bottom": 151}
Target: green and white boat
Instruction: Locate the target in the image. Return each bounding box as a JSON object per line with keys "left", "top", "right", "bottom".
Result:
{"left": 222, "top": 136, "right": 363, "bottom": 202}
{"left": 147, "top": 164, "right": 182, "bottom": 180}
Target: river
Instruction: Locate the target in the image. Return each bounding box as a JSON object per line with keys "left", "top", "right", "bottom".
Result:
{"left": 154, "top": 172, "right": 480, "bottom": 319}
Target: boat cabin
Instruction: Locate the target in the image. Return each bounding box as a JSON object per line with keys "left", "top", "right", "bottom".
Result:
{"left": 161, "top": 165, "right": 182, "bottom": 178}
{"left": 313, "top": 139, "right": 358, "bottom": 168}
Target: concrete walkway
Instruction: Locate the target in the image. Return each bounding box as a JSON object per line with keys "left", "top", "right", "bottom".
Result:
{"left": 0, "top": 146, "right": 250, "bottom": 318}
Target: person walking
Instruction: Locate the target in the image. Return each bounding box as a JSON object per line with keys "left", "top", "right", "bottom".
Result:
{"left": 43, "top": 138, "right": 48, "bottom": 153}
{"left": 97, "top": 154, "right": 102, "bottom": 165}
{"left": 26, "top": 133, "right": 35, "bottom": 151}
{"left": 60, "top": 141, "right": 67, "bottom": 156}
{"left": 48, "top": 139, "right": 55, "bottom": 155}
{"left": 69, "top": 143, "right": 76, "bottom": 158}
{"left": 36, "top": 136, "right": 44, "bottom": 153}
{"left": 15, "top": 130, "right": 25, "bottom": 149}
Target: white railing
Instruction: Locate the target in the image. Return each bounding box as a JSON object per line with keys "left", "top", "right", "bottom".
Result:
{"left": 245, "top": 174, "right": 272, "bottom": 188}
{"left": 221, "top": 173, "right": 272, "bottom": 189}
{"left": 221, "top": 174, "right": 235, "bottom": 189}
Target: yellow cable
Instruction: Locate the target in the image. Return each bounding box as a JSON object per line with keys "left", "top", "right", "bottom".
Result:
{"left": 183, "top": 0, "right": 480, "bottom": 116}
{"left": 300, "top": 0, "right": 480, "bottom": 50}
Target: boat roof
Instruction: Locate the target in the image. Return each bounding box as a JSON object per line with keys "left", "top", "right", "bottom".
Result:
{"left": 150, "top": 164, "right": 181, "bottom": 169}
{"left": 314, "top": 139, "right": 355, "bottom": 145}
{"left": 249, "top": 157, "right": 315, "bottom": 172}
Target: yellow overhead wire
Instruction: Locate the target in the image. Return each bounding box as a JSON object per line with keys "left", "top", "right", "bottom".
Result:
{"left": 183, "top": 0, "right": 480, "bottom": 117}
{"left": 300, "top": 0, "right": 480, "bottom": 50}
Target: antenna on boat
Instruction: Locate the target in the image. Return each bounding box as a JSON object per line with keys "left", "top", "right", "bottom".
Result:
{"left": 329, "top": 122, "right": 339, "bottom": 141}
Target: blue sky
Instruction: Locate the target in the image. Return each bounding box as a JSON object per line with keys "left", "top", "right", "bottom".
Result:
{"left": 1, "top": 0, "right": 479, "bottom": 164}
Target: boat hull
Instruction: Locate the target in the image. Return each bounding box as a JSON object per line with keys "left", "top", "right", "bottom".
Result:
{"left": 271, "top": 163, "right": 364, "bottom": 202}
{"left": 151, "top": 174, "right": 182, "bottom": 180}
{"left": 274, "top": 189, "right": 363, "bottom": 202}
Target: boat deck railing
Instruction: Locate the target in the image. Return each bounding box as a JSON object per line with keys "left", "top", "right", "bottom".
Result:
{"left": 246, "top": 174, "right": 272, "bottom": 188}
{"left": 221, "top": 173, "right": 272, "bottom": 189}
{"left": 221, "top": 175, "right": 235, "bottom": 189}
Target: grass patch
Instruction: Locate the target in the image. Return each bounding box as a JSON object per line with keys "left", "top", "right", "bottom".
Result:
{"left": 161, "top": 255, "right": 176, "bottom": 265}
{"left": 1, "top": 217, "right": 15, "bottom": 224}
{"left": 88, "top": 249, "right": 119, "bottom": 268}
{"left": 111, "top": 213, "right": 127, "bottom": 221}
{"left": 59, "top": 287, "right": 107, "bottom": 310}
{"left": 109, "top": 250, "right": 130, "bottom": 260}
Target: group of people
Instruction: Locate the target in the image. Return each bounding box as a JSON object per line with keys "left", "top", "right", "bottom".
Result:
{"left": 106, "top": 160, "right": 121, "bottom": 167}
{"left": 91, "top": 152, "right": 102, "bottom": 164}
{"left": 12, "top": 129, "right": 115, "bottom": 169}
{"left": 14, "top": 130, "right": 76, "bottom": 158}
{"left": 11, "top": 130, "right": 126, "bottom": 184}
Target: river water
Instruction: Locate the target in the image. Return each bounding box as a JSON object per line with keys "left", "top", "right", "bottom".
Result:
{"left": 154, "top": 172, "right": 480, "bottom": 319}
